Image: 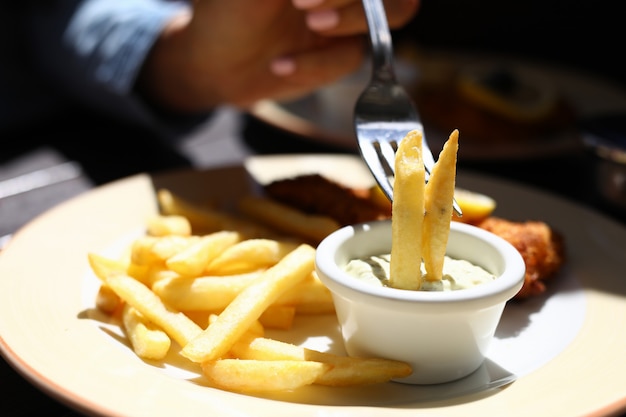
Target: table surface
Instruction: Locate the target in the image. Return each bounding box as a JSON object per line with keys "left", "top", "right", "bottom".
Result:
{"left": 1, "top": 101, "right": 625, "bottom": 416}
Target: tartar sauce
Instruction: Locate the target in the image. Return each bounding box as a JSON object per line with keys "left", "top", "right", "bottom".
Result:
{"left": 344, "top": 254, "right": 495, "bottom": 291}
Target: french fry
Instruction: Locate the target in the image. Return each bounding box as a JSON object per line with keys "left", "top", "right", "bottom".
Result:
{"left": 185, "top": 311, "right": 265, "bottom": 334}
{"left": 157, "top": 189, "right": 228, "bottom": 232}
{"left": 129, "top": 236, "right": 164, "bottom": 266}
{"left": 295, "top": 302, "right": 335, "bottom": 315}
{"left": 206, "top": 239, "right": 298, "bottom": 275}
{"left": 88, "top": 252, "right": 128, "bottom": 280}
{"left": 126, "top": 262, "right": 152, "bottom": 283}
{"left": 180, "top": 310, "right": 213, "bottom": 329}
{"left": 390, "top": 129, "right": 425, "bottom": 290}
{"left": 95, "top": 284, "right": 123, "bottom": 314}
{"left": 152, "top": 272, "right": 262, "bottom": 311}
{"left": 181, "top": 244, "right": 315, "bottom": 363}
{"left": 153, "top": 269, "right": 332, "bottom": 313}
{"left": 238, "top": 195, "right": 340, "bottom": 244}
{"left": 157, "top": 189, "right": 276, "bottom": 238}
{"left": 207, "top": 313, "right": 265, "bottom": 336}
{"left": 165, "top": 231, "right": 240, "bottom": 277}
{"left": 201, "top": 359, "right": 331, "bottom": 392}
{"left": 140, "top": 264, "right": 180, "bottom": 287}
{"left": 422, "top": 129, "right": 459, "bottom": 281}
{"left": 146, "top": 214, "right": 192, "bottom": 237}
{"left": 131, "top": 235, "right": 197, "bottom": 266}
{"left": 230, "top": 333, "right": 412, "bottom": 386}
{"left": 122, "top": 304, "right": 171, "bottom": 360}
{"left": 88, "top": 253, "right": 126, "bottom": 313}
{"left": 105, "top": 273, "right": 202, "bottom": 347}
{"left": 275, "top": 272, "right": 333, "bottom": 306}
{"left": 258, "top": 305, "right": 296, "bottom": 330}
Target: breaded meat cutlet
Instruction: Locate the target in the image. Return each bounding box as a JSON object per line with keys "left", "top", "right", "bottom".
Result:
{"left": 263, "top": 174, "right": 392, "bottom": 226}
{"left": 477, "top": 216, "right": 566, "bottom": 299}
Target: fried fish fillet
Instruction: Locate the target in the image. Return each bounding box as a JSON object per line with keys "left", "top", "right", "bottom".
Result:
{"left": 477, "top": 216, "right": 566, "bottom": 299}
{"left": 263, "top": 174, "right": 391, "bottom": 226}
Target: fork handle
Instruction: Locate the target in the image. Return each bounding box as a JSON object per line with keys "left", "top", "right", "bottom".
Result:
{"left": 361, "top": 0, "right": 396, "bottom": 83}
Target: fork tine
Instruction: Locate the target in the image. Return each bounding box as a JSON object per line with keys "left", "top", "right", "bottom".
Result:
{"left": 360, "top": 142, "right": 394, "bottom": 201}
{"left": 378, "top": 139, "right": 397, "bottom": 176}
{"left": 420, "top": 134, "right": 435, "bottom": 180}
{"left": 380, "top": 134, "right": 432, "bottom": 179}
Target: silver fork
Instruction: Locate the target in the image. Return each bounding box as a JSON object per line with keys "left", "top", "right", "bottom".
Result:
{"left": 354, "top": 0, "right": 461, "bottom": 215}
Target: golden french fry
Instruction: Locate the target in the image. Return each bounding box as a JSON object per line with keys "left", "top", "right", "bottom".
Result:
{"left": 258, "top": 305, "right": 296, "bottom": 330}
{"left": 201, "top": 359, "right": 330, "bottom": 392}
{"left": 275, "top": 272, "right": 333, "bottom": 306}
{"left": 88, "top": 254, "right": 127, "bottom": 313}
{"left": 137, "top": 264, "right": 180, "bottom": 287}
{"left": 238, "top": 195, "right": 340, "bottom": 244}
{"left": 206, "top": 239, "right": 299, "bottom": 275}
{"left": 152, "top": 272, "right": 262, "bottom": 311}
{"left": 207, "top": 313, "right": 265, "bottom": 336}
{"left": 180, "top": 310, "right": 213, "bottom": 329}
{"left": 129, "top": 236, "right": 163, "bottom": 266}
{"left": 126, "top": 262, "right": 152, "bottom": 283}
{"left": 122, "top": 304, "right": 171, "bottom": 360}
{"left": 157, "top": 189, "right": 276, "bottom": 238}
{"left": 247, "top": 318, "right": 265, "bottom": 336}
{"left": 231, "top": 333, "right": 412, "bottom": 386}
{"left": 390, "top": 129, "right": 425, "bottom": 290}
{"left": 146, "top": 214, "right": 192, "bottom": 237}
{"left": 95, "top": 284, "right": 123, "bottom": 314}
{"left": 131, "top": 235, "right": 197, "bottom": 266}
{"left": 165, "top": 231, "right": 240, "bottom": 277}
{"left": 88, "top": 252, "right": 128, "bottom": 281}
{"left": 181, "top": 244, "right": 315, "bottom": 363}
{"left": 105, "top": 273, "right": 202, "bottom": 347}
{"left": 295, "top": 302, "right": 335, "bottom": 315}
{"left": 154, "top": 270, "right": 333, "bottom": 314}
{"left": 157, "top": 189, "right": 226, "bottom": 232}
{"left": 314, "top": 356, "right": 412, "bottom": 386}
{"left": 423, "top": 129, "right": 459, "bottom": 281}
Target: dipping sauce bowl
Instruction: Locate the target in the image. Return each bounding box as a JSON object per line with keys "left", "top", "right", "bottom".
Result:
{"left": 315, "top": 220, "right": 525, "bottom": 384}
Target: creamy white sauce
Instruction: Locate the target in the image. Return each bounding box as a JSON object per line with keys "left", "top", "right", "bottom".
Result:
{"left": 344, "top": 254, "right": 495, "bottom": 291}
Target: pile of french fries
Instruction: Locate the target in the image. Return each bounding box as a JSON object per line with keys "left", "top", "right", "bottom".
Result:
{"left": 390, "top": 129, "right": 459, "bottom": 290}
{"left": 88, "top": 188, "right": 412, "bottom": 393}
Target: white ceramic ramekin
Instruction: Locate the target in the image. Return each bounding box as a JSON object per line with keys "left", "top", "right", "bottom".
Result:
{"left": 315, "top": 220, "right": 525, "bottom": 384}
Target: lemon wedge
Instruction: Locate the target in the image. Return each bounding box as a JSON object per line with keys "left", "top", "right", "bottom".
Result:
{"left": 368, "top": 184, "right": 392, "bottom": 211}
{"left": 452, "top": 188, "right": 496, "bottom": 224}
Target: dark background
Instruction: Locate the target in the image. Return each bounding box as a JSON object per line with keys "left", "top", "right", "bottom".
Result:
{"left": 402, "top": 0, "right": 625, "bottom": 90}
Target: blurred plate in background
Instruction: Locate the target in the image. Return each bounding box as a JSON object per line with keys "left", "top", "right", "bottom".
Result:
{"left": 249, "top": 48, "right": 626, "bottom": 160}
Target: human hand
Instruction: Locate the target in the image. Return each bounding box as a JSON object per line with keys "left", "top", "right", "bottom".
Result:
{"left": 138, "top": 0, "right": 419, "bottom": 112}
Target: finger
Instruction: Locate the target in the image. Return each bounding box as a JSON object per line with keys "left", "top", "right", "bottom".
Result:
{"left": 228, "top": 36, "right": 364, "bottom": 108}
{"left": 271, "top": 36, "right": 365, "bottom": 84}
{"left": 301, "top": 0, "right": 420, "bottom": 36}
{"left": 292, "top": 0, "right": 356, "bottom": 11}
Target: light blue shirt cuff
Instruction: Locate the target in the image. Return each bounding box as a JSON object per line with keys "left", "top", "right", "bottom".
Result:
{"left": 64, "top": 0, "right": 190, "bottom": 95}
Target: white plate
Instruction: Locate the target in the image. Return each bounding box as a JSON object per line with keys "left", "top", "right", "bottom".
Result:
{"left": 1, "top": 154, "right": 625, "bottom": 417}
{"left": 249, "top": 51, "right": 626, "bottom": 159}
